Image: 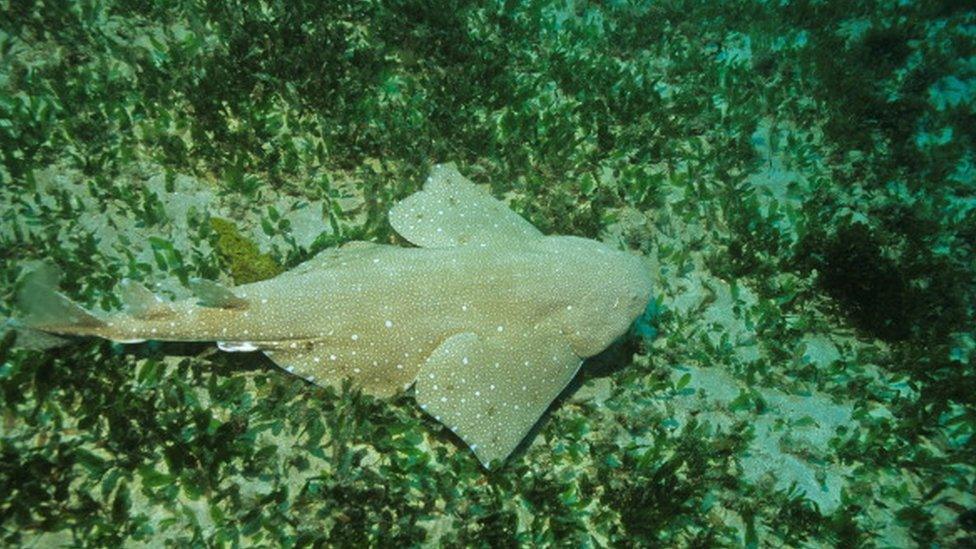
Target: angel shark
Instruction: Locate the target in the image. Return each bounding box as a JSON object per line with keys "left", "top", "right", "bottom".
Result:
{"left": 17, "top": 163, "right": 652, "bottom": 467}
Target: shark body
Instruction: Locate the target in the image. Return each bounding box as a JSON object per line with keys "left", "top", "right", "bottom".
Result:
{"left": 19, "top": 164, "right": 652, "bottom": 467}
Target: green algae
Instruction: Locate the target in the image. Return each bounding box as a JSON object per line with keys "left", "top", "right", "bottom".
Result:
{"left": 207, "top": 217, "right": 283, "bottom": 284}
{"left": 1, "top": 0, "right": 974, "bottom": 546}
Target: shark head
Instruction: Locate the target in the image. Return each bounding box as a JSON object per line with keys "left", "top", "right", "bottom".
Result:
{"left": 546, "top": 235, "right": 653, "bottom": 358}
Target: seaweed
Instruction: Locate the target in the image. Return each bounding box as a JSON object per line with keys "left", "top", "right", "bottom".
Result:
{"left": 208, "top": 217, "right": 283, "bottom": 284}
{"left": 602, "top": 420, "right": 749, "bottom": 544}
{"left": 2, "top": 0, "right": 974, "bottom": 545}
{"left": 798, "top": 214, "right": 970, "bottom": 344}
{"left": 801, "top": 220, "right": 912, "bottom": 341}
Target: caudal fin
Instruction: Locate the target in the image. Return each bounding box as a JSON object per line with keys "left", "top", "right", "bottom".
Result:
{"left": 16, "top": 262, "right": 106, "bottom": 333}
{"left": 1, "top": 318, "right": 70, "bottom": 350}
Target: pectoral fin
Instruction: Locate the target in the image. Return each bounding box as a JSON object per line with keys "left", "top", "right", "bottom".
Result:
{"left": 261, "top": 340, "right": 422, "bottom": 398}
{"left": 389, "top": 163, "right": 542, "bottom": 249}
{"left": 414, "top": 331, "right": 582, "bottom": 468}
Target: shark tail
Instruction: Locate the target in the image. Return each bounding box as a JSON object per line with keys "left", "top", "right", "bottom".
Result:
{"left": 1, "top": 317, "right": 71, "bottom": 350}
{"left": 16, "top": 262, "right": 107, "bottom": 336}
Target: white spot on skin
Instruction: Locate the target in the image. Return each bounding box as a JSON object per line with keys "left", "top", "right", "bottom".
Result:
{"left": 351, "top": 334, "right": 359, "bottom": 341}
{"left": 385, "top": 320, "right": 393, "bottom": 328}
{"left": 497, "top": 325, "right": 504, "bottom": 332}
{"left": 330, "top": 354, "right": 337, "bottom": 360}
{"left": 462, "top": 357, "right": 469, "bottom": 365}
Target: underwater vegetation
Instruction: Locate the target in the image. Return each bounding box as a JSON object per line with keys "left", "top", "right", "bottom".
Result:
{"left": 1, "top": 0, "right": 974, "bottom": 546}
{"left": 797, "top": 216, "right": 969, "bottom": 343}
{"left": 208, "top": 217, "right": 283, "bottom": 284}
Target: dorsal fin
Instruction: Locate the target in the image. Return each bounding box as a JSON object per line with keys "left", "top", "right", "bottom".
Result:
{"left": 389, "top": 163, "right": 542, "bottom": 249}
{"left": 119, "top": 279, "right": 174, "bottom": 319}
{"left": 188, "top": 278, "right": 248, "bottom": 309}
